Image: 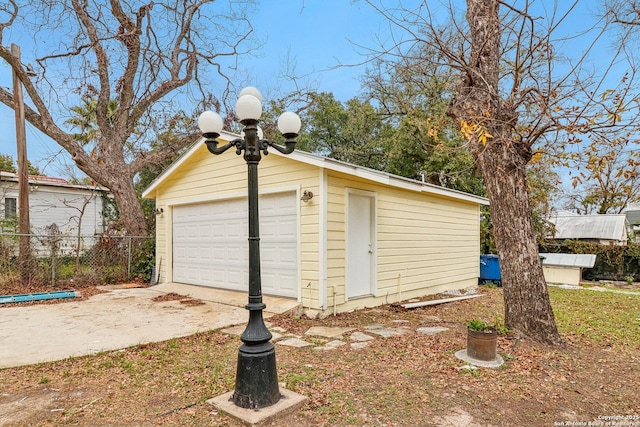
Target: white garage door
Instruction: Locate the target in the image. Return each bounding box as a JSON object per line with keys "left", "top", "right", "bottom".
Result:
{"left": 172, "top": 192, "right": 298, "bottom": 298}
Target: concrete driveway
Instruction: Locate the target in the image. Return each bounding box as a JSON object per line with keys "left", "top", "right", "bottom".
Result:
{"left": 0, "top": 283, "right": 300, "bottom": 369}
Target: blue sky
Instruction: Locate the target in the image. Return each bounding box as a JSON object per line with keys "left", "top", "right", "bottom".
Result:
{"left": 0, "top": 0, "right": 621, "bottom": 179}
{"left": 0, "top": 1, "right": 386, "bottom": 176}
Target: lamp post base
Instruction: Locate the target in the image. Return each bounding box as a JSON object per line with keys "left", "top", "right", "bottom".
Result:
{"left": 232, "top": 342, "right": 281, "bottom": 409}
{"left": 209, "top": 388, "right": 308, "bottom": 426}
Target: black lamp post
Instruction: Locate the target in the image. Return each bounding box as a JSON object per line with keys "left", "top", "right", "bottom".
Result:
{"left": 198, "top": 87, "right": 301, "bottom": 409}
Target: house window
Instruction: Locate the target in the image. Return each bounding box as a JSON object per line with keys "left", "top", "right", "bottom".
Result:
{"left": 4, "top": 197, "right": 16, "bottom": 218}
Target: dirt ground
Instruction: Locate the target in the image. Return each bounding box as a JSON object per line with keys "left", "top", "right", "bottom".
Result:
{"left": 0, "top": 286, "right": 638, "bottom": 426}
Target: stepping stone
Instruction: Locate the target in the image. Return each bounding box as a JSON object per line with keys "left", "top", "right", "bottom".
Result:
{"left": 351, "top": 342, "right": 371, "bottom": 350}
{"left": 364, "top": 324, "right": 384, "bottom": 330}
{"left": 270, "top": 332, "right": 284, "bottom": 341}
{"left": 391, "top": 319, "right": 410, "bottom": 324}
{"left": 305, "top": 326, "right": 355, "bottom": 339}
{"left": 313, "top": 340, "right": 347, "bottom": 351}
{"left": 350, "top": 331, "right": 375, "bottom": 342}
{"left": 416, "top": 326, "right": 449, "bottom": 335}
{"left": 366, "top": 327, "right": 411, "bottom": 338}
{"left": 277, "top": 338, "right": 313, "bottom": 348}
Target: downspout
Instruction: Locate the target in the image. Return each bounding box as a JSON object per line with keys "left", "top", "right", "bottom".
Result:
{"left": 333, "top": 286, "right": 337, "bottom": 316}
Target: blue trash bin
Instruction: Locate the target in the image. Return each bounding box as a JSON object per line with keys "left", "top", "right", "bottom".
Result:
{"left": 479, "top": 254, "right": 501, "bottom": 285}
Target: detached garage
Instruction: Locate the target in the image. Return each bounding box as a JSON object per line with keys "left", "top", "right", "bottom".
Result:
{"left": 143, "top": 132, "right": 488, "bottom": 315}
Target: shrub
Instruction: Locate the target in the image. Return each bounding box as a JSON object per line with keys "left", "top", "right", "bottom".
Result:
{"left": 467, "top": 319, "right": 493, "bottom": 332}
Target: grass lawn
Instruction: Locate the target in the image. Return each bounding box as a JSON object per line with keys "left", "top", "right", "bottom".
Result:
{"left": 0, "top": 286, "right": 638, "bottom": 426}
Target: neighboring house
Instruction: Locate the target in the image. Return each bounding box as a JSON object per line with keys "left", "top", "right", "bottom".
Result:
{"left": 143, "top": 133, "right": 489, "bottom": 315}
{"left": 623, "top": 209, "right": 640, "bottom": 243}
{"left": 0, "top": 171, "right": 110, "bottom": 238}
{"left": 548, "top": 213, "right": 630, "bottom": 245}
{"left": 540, "top": 253, "right": 597, "bottom": 286}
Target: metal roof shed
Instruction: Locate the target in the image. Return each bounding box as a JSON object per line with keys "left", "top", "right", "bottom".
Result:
{"left": 539, "top": 253, "right": 597, "bottom": 286}
{"left": 551, "top": 214, "right": 629, "bottom": 245}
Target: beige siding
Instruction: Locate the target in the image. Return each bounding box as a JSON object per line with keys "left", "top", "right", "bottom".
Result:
{"left": 543, "top": 266, "right": 582, "bottom": 286}
{"left": 325, "top": 171, "right": 480, "bottom": 313}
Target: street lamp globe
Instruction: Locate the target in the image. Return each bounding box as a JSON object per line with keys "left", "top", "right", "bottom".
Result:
{"left": 198, "top": 110, "right": 223, "bottom": 136}
{"left": 239, "top": 86, "right": 263, "bottom": 103}
{"left": 277, "top": 111, "right": 302, "bottom": 135}
{"left": 235, "top": 94, "right": 262, "bottom": 121}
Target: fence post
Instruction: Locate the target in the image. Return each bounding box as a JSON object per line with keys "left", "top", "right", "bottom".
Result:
{"left": 127, "top": 236, "right": 132, "bottom": 279}
{"left": 50, "top": 235, "right": 56, "bottom": 286}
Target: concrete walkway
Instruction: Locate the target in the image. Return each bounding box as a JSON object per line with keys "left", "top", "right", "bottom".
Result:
{"left": 549, "top": 283, "right": 640, "bottom": 295}
{"left": 0, "top": 283, "right": 300, "bottom": 369}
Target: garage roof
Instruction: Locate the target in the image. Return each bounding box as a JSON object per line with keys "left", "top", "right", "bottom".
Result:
{"left": 142, "top": 133, "right": 489, "bottom": 206}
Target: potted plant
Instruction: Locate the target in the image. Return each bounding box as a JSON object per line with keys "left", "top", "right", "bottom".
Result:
{"left": 466, "top": 319, "right": 498, "bottom": 361}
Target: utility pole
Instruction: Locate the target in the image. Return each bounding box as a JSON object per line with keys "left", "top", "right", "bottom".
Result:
{"left": 12, "top": 43, "right": 32, "bottom": 282}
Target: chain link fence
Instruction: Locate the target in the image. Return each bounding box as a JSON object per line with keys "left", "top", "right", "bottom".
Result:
{"left": 0, "top": 233, "right": 155, "bottom": 288}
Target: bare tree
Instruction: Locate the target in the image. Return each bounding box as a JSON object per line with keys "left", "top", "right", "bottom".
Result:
{"left": 0, "top": 0, "right": 256, "bottom": 236}
{"left": 364, "top": 0, "right": 640, "bottom": 344}
{"left": 564, "top": 135, "right": 640, "bottom": 214}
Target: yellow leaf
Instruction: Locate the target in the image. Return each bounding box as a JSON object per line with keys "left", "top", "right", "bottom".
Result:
{"left": 427, "top": 127, "right": 439, "bottom": 141}
{"left": 601, "top": 89, "right": 614, "bottom": 100}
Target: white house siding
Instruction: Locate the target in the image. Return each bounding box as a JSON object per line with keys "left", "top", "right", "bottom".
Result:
{"left": 1, "top": 178, "right": 106, "bottom": 237}
{"left": 28, "top": 187, "right": 106, "bottom": 236}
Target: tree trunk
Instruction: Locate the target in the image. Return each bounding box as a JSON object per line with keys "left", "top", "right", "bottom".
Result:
{"left": 103, "top": 172, "right": 148, "bottom": 237}
{"left": 71, "top": 136, "right": 149, "bottom": 237}
{"left": 478, "top": 140, "right": 562, "bottom": 345}
{"left": 448, "top": 0, "right": 563, "bottom": 345}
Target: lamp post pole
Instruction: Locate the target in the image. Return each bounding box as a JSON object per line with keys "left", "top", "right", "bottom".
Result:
{"left": 198, "top": 88, "right": 301, "bottom": 409}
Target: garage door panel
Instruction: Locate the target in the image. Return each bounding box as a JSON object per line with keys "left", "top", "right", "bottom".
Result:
{"left": 278, "top": 248, "right": 298, "bottom": 267}
{"left": 172, "top": 192, "right": 298, "bottom": 297}
{"left": 261, "top": 220, "right": 296, "bottom": 239}
{"left": 262, "top": 269, "right": 297, "bottom": 295}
